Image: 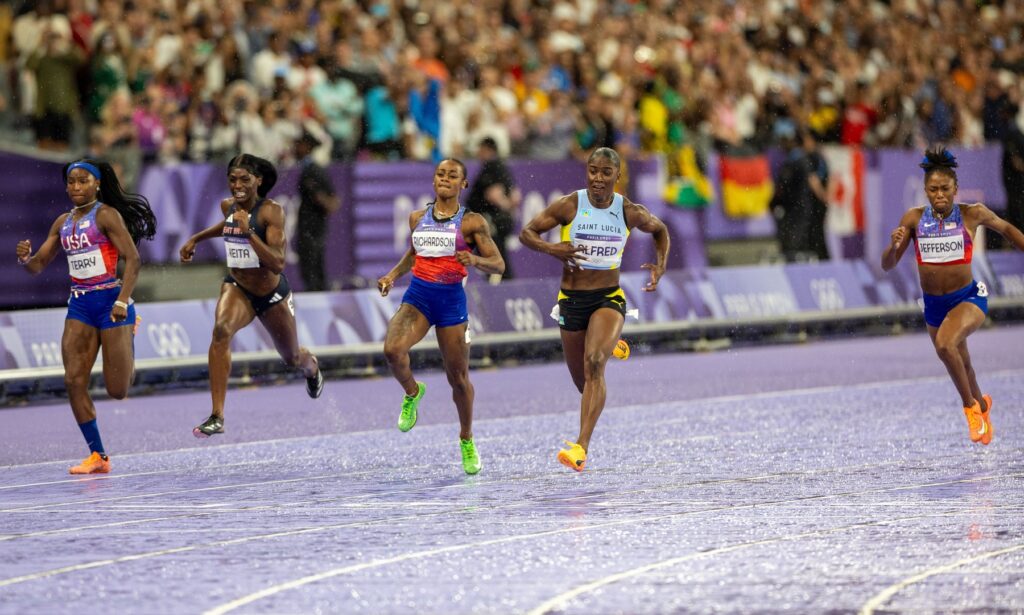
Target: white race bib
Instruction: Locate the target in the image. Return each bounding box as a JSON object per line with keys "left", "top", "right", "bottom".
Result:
{"left": 225, "top": 237, "right": 260, "bottom": 268}
{"left": 575, "top": 233, "right": 625, "bottom": 270}
{"left": 412, "top": 229, "right": 457, "bottom": 257}
{"left": 67, "top": 247, "right": 106, "bottom": 278}
{"left": 917, "top": 235, "right": 965, "bottom": 264}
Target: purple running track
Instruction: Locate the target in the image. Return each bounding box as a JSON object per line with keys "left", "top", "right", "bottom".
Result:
{"left": 0, "top": 326, "right": 1022, "bottom": 613}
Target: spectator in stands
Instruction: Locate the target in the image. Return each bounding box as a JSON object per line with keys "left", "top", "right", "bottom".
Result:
{"left": 771, "top": 127, "right": 820, "bottom": 262}
{"left": 310, "top": 64, "right": 363, "bottom": 161}
{"left": 467, "top": 136, "right": 521, "bottom": 280}
{"left": 27, "top": 25, "right": 83, "bottom": 151}
{"left": 1002, "top": 103, "right": 1024, "bottom": 233}
{"left": 295, "top": 130, "right": 340, "bottom": 291}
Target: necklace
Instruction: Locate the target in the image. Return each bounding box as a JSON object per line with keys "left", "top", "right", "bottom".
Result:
{"left": 434, "top": 204, "right": 460, "bottom": 220}
{"left": 72, "top": 199, "right": 98, "bottom": 211}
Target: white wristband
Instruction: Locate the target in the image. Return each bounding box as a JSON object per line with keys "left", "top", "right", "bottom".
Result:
{"left": 113, "top": 300, "right": 129, "bottom": 309}
{"left": 17, "top": 255, "right": 29, "bottom": 265}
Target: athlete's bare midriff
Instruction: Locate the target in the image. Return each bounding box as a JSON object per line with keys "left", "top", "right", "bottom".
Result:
{"left": 229, "top": 267, "right": 280, "bottom": 296}
{"left": 559, "top": 267, "right": 620, "bottom": 291}
{"left": 917, "top": 263, "right": 973, "bottom": 296}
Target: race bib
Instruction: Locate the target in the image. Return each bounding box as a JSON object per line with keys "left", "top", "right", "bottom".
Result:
{"left": 225, "top": 236, "right": 260, "bottom": 268}
{"left": 917, "top": 235, "right": 965, "bottom": 264}
{"left": 575, "top": 233, "right": 624, "bottom": 270}
{"left": 412, "top": 229, "right": 457, "bottom": 257}
{"left": 67, "top": 246, "right": 106, "bottom": 278}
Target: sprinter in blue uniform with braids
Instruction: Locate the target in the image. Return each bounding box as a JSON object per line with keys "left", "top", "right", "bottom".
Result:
{"left": 377, "top": 158, "right": 505, "bottom": 474}
{"left": 16, "top": 159, "right": 156, "bottom": 474}
{"left": 180, "top": 154, "right": 324, "bottom": 438}
{"left": 521, "top": 147, "right": 669, "bottom": 472}
{"left": 883, "top": 147, "right": 1024, "bottom": 446}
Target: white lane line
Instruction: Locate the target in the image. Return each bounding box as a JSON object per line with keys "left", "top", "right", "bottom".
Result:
{"left": 7, "top": 367, "right": 1020, "bottom": 473}
{"left": 0, "top": 509, "right": 444, "bottom": 589}
{"left": 858, "top": 543, "right": 1024, "bottom": 615}
{"left": 0, "top": 461, "right": 431, "bottom": 513}
{"left": 201, "top": 472, "right": 1024, "bottom": 615}
{"left": 0, "top": 469, "right": 187, "bottom": 491}
{"left": 524, "top": 507, "right": 1021, "bottom": 615}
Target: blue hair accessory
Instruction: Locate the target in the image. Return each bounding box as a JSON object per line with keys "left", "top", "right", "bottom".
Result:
{"left": 67, "top": 161, "right": 101, "bottom": 180}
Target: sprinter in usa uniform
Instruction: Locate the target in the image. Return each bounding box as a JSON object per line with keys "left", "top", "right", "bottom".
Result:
{"left": 377, "top": 158, "right": 505, "bottom": 474}
{"left": 883, "top": 147, "right": 1024, "bottom": 445}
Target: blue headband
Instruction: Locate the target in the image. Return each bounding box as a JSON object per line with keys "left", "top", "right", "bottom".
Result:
{"left": 67, "top": 161, "right": 101, "bottom": 180}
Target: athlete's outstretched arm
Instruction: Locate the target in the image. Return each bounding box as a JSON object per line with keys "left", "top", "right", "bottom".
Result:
{"left": 626, "top": 201, "right": 670, "bottom": 291}
{"left": 457, "top": 212, "right": 505, "bottom": 275}
{"left": 16, "top": 214, "right": 65, "bottom": 275}
{"left": 378, "top": 211, "right": 422, "bottom": 296}
{"left": 520, "top": 194, "right": 588, "bottom": 269}
{"left": 882, "top": 208, "right": 918, "bottom": 271}
{"left": 973, "top": 202, "right": 1024, "bottom": 251}
{"left": 180, "top": 200, "right": 231, "bottom": 263}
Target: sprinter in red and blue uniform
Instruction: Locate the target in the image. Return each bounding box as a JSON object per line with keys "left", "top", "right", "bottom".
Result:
{"left": 883, "top": 147, "right": 1024, "bottom": 446}
{"left": 377, "top": 158, "right": 505, "bottom": 474}
{"left": 15, "top": 159, "right": 156, "bottom": 474}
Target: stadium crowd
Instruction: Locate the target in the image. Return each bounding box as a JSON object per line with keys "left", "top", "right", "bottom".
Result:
{"left": 1, "top": 0, "right": 1023, "bottom": 183}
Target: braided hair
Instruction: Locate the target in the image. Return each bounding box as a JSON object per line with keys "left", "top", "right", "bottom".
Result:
{"left": 227, "top": 153, "right": 278, "bottom": 197}
{"left": 62, "top": 159, "right": 157, "bottom": 245}
{"left": 919, "top": 147, "right": 958, "bottom": 183}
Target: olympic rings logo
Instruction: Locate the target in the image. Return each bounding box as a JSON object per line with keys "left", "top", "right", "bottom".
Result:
{"left": 504, "top": 297, "right": 543, "bottom": 332}
{"left": 146, "top": 322, "right": 192, "bottom": 358}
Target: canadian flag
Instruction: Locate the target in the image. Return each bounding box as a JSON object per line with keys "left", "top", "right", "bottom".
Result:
{"left": 822, "top": 145, "right": 865, "bottom": 237}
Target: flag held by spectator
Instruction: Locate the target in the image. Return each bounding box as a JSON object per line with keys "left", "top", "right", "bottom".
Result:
{"left": 664, "top": 145, "right": 714, "bottom": 209}
{"left": 822, "top": 145, "right": 865, "bottom": 237}
{"left": 719, "top": 153, "right": 773, "bottom": 218}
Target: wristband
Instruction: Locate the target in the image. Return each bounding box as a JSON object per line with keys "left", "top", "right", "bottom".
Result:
{"left": 113, "top": 300, "right": 129, "bottom": 309}
{"left": 17, "top": 256, "right": 29, "bottom": 265}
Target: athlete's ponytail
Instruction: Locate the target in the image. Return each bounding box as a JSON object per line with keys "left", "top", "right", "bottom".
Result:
{"left": 919, "top": 147, "right": 958, "bottom": 183}
{"left": 62, "top": 159, "right": 157, "bottom": 245}
{"left": 227, "top": 153, "right": 278, "bottom": 197}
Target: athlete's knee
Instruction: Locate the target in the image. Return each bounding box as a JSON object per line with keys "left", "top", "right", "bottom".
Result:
{"left": 64, "top": 371, "right": 90, "bottom": 393}
{"left": 446, "top": 367, "right": 471, "bottom": 393}
{"left": 934, "top": 339, "right": 959, "bottom": 362}
{"left": 211, "top": 321, "right": 235, "bottom": 345}
{"left": 383, "top": 340, "right": 406, "bottom": 365}
{"left": 583, "top": 351, "right": 609, "bottom": 379}
{"left": 105, "top": 383, "right": 129, "bottom": 400}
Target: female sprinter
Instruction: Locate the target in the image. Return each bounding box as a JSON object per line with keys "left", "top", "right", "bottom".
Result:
{"left": 882, "top": 147, "right": 1024, "bottom": 445}
{"left": 180, "top": 153, "right": 323, "bottom": 438}
{"left": 16, "top": 159, "right": 156, "bottom": 474}
{"left": 520, "top": 147, "right": 669, "bottom": 472}
{"left": 376, "top": 158, "right": 505, "bottom": 474}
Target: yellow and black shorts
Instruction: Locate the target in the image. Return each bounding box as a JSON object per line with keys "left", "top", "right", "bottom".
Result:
{"left": 556, "top": 286, "right": 627, "bottom": 331}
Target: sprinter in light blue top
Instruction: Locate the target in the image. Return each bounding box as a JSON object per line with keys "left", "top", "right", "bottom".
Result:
{"left": 520, "top": 147, "right": 670, "bottom": 473}
{"left": 560, "top": 189, "right": 629, "bottom": 270}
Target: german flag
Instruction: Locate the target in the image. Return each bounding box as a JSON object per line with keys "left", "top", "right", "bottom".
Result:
{"left": 719, "top": 153, "right": 773, "bottom": 218}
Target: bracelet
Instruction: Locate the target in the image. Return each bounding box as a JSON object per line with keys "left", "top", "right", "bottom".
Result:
{"left": 113, "top": 300, "right": 129, "bottom": 309}
{"left": 16, "top": 255, "right": 29, "bottom": 265}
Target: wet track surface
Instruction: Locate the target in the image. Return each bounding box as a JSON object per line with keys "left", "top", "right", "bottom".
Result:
{"left": 1, "top": 327, "right": 1023, "bottom": 613}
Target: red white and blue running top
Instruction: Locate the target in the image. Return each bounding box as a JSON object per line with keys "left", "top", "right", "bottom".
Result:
{"left": 411, "top": 204, "right": 470, "bottom": 284}
{"left": 914, "top": 203, "right": 973, "bottom": 266}
{"left": 60, "top": 203, "right": 120, "bottom": 292}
